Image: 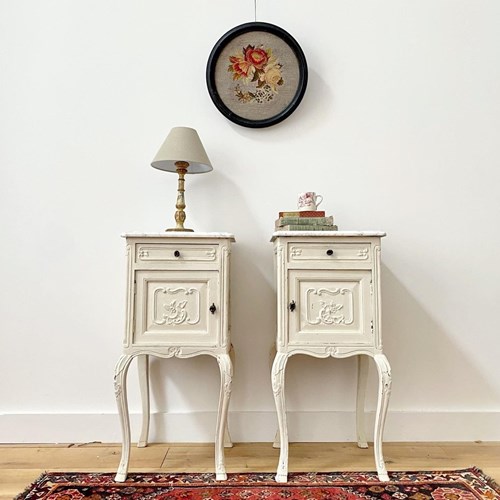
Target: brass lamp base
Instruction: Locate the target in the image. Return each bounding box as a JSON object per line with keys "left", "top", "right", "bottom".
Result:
{"left": 165, "top": 161, "right": 194, "bottom": 232}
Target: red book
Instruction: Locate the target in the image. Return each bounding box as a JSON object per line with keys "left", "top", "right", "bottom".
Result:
{"left": 279, "top": 211, "right": 325, "bottom": 218}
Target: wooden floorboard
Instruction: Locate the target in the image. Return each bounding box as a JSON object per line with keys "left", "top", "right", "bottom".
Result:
{"left": 1, "top": 442, "right": 499, "bottom": 500}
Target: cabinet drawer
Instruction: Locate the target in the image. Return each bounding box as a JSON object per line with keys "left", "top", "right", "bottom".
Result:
{"left": 136, "top": 243, "right": 218, "bottom": 264}
{"left": 288, "top": 242, "right": 371, "bottom": 264}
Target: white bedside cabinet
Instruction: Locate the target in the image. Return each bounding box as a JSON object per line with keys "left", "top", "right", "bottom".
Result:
{"left": 114, "top": 232, "right": 235, "bottom": 482}
{"left": 270, "top": 231, "right": 392, "bottom": 482}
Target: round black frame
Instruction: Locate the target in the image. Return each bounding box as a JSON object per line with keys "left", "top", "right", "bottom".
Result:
{"left": 206, "top": 22, "right": 308, "bottom": 128}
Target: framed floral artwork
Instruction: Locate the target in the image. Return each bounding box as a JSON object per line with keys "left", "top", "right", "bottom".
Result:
{"left": 206, "top": 22, "right": 308, "bottom": 128}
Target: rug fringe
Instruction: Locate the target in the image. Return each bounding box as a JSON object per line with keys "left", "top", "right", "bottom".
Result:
{"left": 14, "top": 471, "right": 49, "bottom": 500}
{"left": 469, "top": 465, "right": 500, "bottom": 493}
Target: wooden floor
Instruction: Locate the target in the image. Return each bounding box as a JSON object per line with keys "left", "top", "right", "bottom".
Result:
{"left": 1, "top": 442, "right": 499, "bottom": 499}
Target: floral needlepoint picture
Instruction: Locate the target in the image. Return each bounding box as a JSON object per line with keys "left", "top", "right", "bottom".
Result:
{"left": 229, "top": 44, "right": 284, "bottom": 103}
{"left": 207, "top": 22, "right": 307, "bottom": 128}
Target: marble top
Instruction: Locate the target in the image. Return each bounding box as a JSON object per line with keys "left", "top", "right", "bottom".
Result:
{"left": 271, "top": 230, "right": 386, "bottom": 242}
{"left": 122, "top": 232, "right": 235, "bottom": 241}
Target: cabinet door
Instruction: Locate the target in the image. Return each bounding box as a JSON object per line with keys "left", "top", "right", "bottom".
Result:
{"left": 134, "top": 270, "right": 220, "bottom": 346}
{"left": 288, "top": 269, "right": 373, "bottom": 346}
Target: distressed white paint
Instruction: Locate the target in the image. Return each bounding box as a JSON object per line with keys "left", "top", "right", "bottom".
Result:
{"left": 271, "top": 232, "right": 391, "bottom": 481}
{"left": 114, "top": 234, "right": 234, "bottom": 481}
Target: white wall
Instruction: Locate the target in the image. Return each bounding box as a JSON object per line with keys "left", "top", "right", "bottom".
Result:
{"left": 1, "top": 0, "right": 500, "bottom": 444}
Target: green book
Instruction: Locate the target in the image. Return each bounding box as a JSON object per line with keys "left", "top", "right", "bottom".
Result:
{"left": 276, "top": 216, "right": 334, "bottom": 227}
{"left": 277, "top": 224, "right": 338, "bottom": 231}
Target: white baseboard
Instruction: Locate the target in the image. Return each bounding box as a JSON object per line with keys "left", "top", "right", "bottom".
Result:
{"left": 1, "top": 411, "right": 499, "bottom": 443}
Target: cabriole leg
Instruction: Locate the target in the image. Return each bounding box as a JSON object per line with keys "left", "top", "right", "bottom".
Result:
{"left": 222, "top": 346, "right": 235, "bottom": 448}
{"left": 272, "top": 352, "right": 289, "bottom": 483}
{"left": 356, "top": 354, "right": 369, "bottom": 448}
{"left": 269, "top": 344, "right": 280, "bottom": 448}
{"left": 373, "top": 354, "right": 392, "bottom": 481}
{"left": 215, "top": 353, "right": 233, "bottom": 480}
{"left": 137, "top": 354, "right": 150, "bottom": 448}
{"left": 114, "top": 354, "right": 135, "bottom": 482}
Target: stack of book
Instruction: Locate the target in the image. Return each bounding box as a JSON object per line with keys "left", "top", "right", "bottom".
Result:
{"left": 275, "top": 211, "right": 338, "bottom": 231}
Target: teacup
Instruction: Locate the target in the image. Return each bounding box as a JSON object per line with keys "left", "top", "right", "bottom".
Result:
{"left": 298, "top": 192, "right": 323, "bottom": 211}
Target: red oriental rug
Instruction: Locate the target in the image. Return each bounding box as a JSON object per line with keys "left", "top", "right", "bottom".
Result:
{"left": 16, "top": 468, "right": 500, "bottom": 499}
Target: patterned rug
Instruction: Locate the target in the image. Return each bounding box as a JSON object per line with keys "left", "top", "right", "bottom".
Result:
{"left": 16, "top": 468, "right": 500, "bottom": 499}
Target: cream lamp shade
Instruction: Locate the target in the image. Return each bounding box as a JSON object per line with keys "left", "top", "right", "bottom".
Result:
{"left": 151, "top": 127, "right": 212, "bottom": 232}
{"left": 151, "top": 127, "right": 213, "bottom": 174}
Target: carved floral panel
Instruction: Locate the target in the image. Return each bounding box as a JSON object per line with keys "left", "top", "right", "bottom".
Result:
{"left": 133, "top": 270, "right": 219, "bottom": 345}
{"left": 288, "top": 269, "right": 373, "bottom": 345}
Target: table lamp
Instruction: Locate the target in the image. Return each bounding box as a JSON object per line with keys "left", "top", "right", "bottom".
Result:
{"left": 151, "top": 127, "right": 213, "bottom": 232}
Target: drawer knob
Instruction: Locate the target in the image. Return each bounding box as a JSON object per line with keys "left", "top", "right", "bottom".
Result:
{"left": 326, "top": 249, "right": 334, "bottom": 256}
{"left": 209, "top": 303, "right": 217, "bottom": 314}
{"left": 289, "top": 300, "right": 296, "bottom": 312}
{"left": 174, "top": 250, "right": 180, "bottom": 258}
